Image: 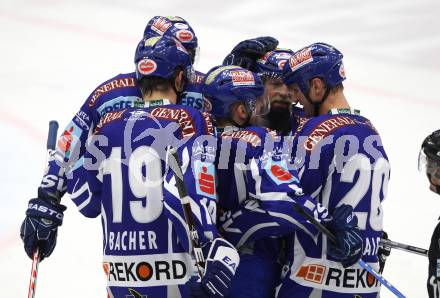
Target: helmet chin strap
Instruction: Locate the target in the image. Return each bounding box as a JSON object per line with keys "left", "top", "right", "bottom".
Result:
{"left": 305, "top": 87, "right": 331, "bottom": 116}
{"left": 229, "top": 114, "right": 251, "bottom": 128}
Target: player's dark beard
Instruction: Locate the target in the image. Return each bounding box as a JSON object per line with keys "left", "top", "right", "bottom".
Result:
{"left": 266, "top": 106, "right": 292, "bottom": 135}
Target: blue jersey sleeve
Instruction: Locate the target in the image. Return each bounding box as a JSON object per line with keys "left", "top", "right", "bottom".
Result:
{"left": 39, "top": 73, "right": 142, "bottom": 202}
{"left": 217, "top": 129, "right": 330, "bottom": 247}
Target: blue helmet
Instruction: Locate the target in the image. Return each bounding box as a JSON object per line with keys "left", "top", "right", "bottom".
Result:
{"left": 255, "top": 48, "right": 294, "bottom": 78}
{"left": 282, "top": 42, "right": 345, "bottom": 95}
{"left": 144, "top": 16, "right": 198, "bottom": 61}
{"left": 134, "top": 35, "right": 193, "bottom": 81}
{"left": 203, "top": 66, "right": 264, "bottom": 118}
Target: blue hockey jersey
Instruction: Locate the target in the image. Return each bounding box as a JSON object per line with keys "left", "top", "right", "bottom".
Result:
{"left": 277, "top": 109, "right": 390, "bottom": 297}
{"left": 215, "top": 125, "right": 332, "bottom": 298}
{"left": 40, "top": 70, "right": 205, "bottom": 202}
{"left": 67, "top": 101, "right": 217, "bottom": 297}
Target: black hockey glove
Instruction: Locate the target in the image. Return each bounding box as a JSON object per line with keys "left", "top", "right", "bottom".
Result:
{"left": 222, "top": 36, "right": 279, "bottom": 71}
{"left": 378, "top": 231, "right": 391, "bottom": 273}
{"left": 20, "top": 192, "right": 66, "bottom": 261}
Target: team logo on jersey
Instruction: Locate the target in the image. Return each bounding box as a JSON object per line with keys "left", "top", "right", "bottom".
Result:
{"left": 137, "top": 59, "right": 157, "bottom": 75}
{"left": 151, "top": 17, "right": 172, "bottom": 35}
{"left": 265, "top": 160, "right": 298, "bottom": 185}
{"left": 288, "top": 47, "right": 313, "bottom": 72}
{"left": 230, "top": 70, "right": 255, "bottom": 86}
{"left": 88, "top": 77, "right": 137, "bottom": 107}
{"left": 176, "top": 29, "right": 194, "bottom": 42}
{"left": 58, "top": 122, "right": 83, "bottom": 159}
{"left": 194, "top": 161, "right": 216, "bottom": 199}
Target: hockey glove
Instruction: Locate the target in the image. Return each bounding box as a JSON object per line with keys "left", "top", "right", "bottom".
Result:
{"left": 326, "top": 204, "right": 363, "bottom": 268}
{"left": 378, "top": 231, "right": 391, "bottom": 273}
{"left": 20, "top": 196, "right": 66, "bottom": 261}
{"left": 191, "top": 238, "right": 240, "bottom": 298}
{"left": 222, "top": 36, "right": 279, "bottom": 71}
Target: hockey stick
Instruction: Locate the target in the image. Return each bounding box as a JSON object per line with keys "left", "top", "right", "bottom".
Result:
{"left": 293, "top": 204, "right": 406, "bottom": 298}
{"left": 28, "top": 120, "right": 59, "bottom": 298}
{"left": 168, "top": 147, "right": 206, "bottom": 277}
{"left": 380, "top": 238, "right": 428, "bottom": 257}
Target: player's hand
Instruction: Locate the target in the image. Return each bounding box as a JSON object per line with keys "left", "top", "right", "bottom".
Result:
{"left": 326, "top": 204, "right": 363, "bottom": 268}
{"left": 20, "top": 194, "right": 66, "bottom": 261}
{"left": 378, "top": 231, "right": 391, "bottom": 273}
{"left": 222, "top": 36, "right": 279, "bottom": 71}
{"left": 199, "top": 238, "right": 240, "bottom": 298}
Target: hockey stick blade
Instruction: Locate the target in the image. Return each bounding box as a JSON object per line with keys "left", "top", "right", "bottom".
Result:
{"left": 380, "top": 238, "right": 428, "bottom": 257}
{"left": 293, "top": 204, "right": 406, "bottom": 298}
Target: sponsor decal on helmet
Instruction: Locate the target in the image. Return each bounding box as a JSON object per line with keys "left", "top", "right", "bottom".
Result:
{"left": 151, "top": 17, "right": 172, "bottom": 35}
{"left": 176, "top": 29, "right": 194, "bottom": 42}
{"left": 174, "top": 23, "right": 189, "bottom": 30}
{"left": 339, "top": 63, "right": 346, "bottom": 79}
{"left": 257, "top": 51, "right": 273, "bottom": 64}
{"left": 289, "top": 47, "right": 313, "bottom": 72}
{"left": 144, "top": 36, "right": 161, "bottom": 47}
{"left": 230, "top": 70, "right": 255, "bottom": 86}
{"left": 174, "top": 39, "right": 188, "bottom": 54}
{"left": 137, "top": 59, "right": 157, "bottom": 75}
{"left": 165, "top": 16, "right": 185, "bottom": 22}
{"left": 205, "top": 66, "right": 236, "bottom": 85}
{"left": 278, "top": 60, "right": 287, "bottom": 70}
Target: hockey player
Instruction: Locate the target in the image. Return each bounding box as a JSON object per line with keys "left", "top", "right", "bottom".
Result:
{"left": 223, "top": 37, "right": 299, "bottom": 135}
{"left": 19, "top": 15, "right": 205, "bottom": 262}
{"left": 65, "top": 36, "right": 239, "bottom": 297}
{"left": 203, "top": 65, "right": 363, "bottom": 298}
{"left": 143, "top": 16, "right": 207, "bottom": 111}
{"left": 276, "top": 42, "right": 390, "bottom": 297}
{"left": 419, "top": 130, "right": 440, "bottom": 297}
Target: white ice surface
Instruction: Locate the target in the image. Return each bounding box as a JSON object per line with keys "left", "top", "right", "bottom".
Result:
{"left": 1, "top": 0, "right": 439, "bottom": 297}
